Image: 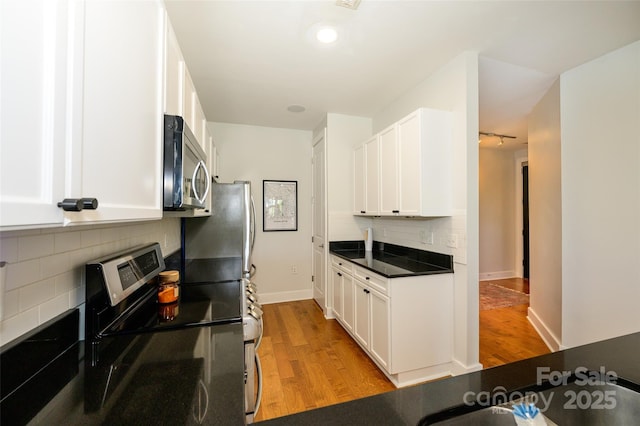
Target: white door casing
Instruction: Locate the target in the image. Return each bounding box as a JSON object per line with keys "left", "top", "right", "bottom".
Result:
{"left": 312, "top": 131, "right": 327, "bottom": 315}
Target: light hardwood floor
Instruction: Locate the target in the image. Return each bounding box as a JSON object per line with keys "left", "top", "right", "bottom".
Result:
{"left": 479, "top": 278, "right": 549, "bottom": 368}
{"left": 255, "top": 278, "right": 549, "bottom": 422}
{"left": 255, "top": 299, "right": 395, "bottom": 422}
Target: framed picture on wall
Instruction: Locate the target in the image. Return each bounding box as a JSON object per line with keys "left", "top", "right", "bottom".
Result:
{"left": 263, "top": 180, "right": 298, "bottom": 231}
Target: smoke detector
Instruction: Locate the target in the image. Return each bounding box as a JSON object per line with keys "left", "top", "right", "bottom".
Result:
{"left": 336, "top": 0, "right": 361, "bottom": 10}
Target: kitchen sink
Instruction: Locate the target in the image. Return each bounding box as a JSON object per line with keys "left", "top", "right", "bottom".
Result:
{"left": 419, "top": 377, "right": 640, "bottom": 425}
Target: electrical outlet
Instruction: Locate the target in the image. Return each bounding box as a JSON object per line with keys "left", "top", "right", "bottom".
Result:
{"left": 383, "top": 228, "right": 388, "bottom": 237}
{"left": 447, "top": 234, "right": 458, "bottom": 248}
{"left": 291, "top": 265, "right": 298, "bottom": 274}
{"left": 426, "top": 231, "right": 434, "bottom": 245}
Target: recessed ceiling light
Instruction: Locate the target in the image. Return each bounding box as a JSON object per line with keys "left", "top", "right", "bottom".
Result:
{"left": 316, "top": 27, "right": 338, "bottom": 44}
{"left": 287, "top": 105, "right": 306, "bottom": 113}
{"left": 336, "top": 0, "right": 361, "bottom": 10}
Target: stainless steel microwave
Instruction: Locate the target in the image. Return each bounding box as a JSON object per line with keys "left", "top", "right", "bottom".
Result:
{"left": 163, "top": 115, "right": 210, "bottom": 210}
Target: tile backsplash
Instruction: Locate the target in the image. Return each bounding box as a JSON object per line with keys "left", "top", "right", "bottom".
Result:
{"left": 0, "top": 218, "right": 181, "bottom": 347}
{"left": 371, "top": 211, "right": 467, "bottom": 265}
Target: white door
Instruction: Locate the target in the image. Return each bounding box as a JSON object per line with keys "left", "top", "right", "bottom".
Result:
{"left": 312, "top": 131, "right": 327, "bottom": 314}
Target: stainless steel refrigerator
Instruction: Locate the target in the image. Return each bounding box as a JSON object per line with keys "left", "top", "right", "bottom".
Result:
{"left": 183, "top": 181, "right": 255, "bottom": 278}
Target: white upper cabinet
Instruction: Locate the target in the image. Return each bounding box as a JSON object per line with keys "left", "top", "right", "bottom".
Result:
{"left": 182, "top": 68, "right": 196, "bottom": 133}
{"left": 164, "top": 18, "right": 184, "bottom": 116}
{"left": 364, "top": 136, "right": 380, "bottom": 215}
{"left": 181, "top": 67, "right": 207, "bottom": 151}
{"left": 0, "top": 0, "right": 73, "bottom": 229}
{"left": 0, "top": 0, "right": 163, "bottom": 228}
{"left": 354, "top": 108, "right": 452, "bottom": 218}
{"left": 397, "top": 108, "right": 453, "bottom": 216}
{"left": 65, "top": 0, "right": 165, "bottom": 225}
{"left": 353, "top": 143, "right": 366, "bottom": 214}
{"left": 353, "top": 135, "right": 380, "bottom": 216}
{"left": 378, "top": 124, "right": 398, "bottom": 215}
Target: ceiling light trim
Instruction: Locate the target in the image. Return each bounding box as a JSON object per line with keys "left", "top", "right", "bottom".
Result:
{"left": 336, "top": 0, "right": 361, "bottom": 10}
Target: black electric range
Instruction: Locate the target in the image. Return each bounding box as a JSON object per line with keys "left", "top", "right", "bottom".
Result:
{"left": 1, "top": 244, "right": 246, "bottom": 426}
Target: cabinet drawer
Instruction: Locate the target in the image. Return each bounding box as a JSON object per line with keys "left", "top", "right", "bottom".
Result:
{"left": 353, "top": 265, "right": 388, "bottom": 295}
{"left": 331, "top": 256, "right": 353, "bottom": 274}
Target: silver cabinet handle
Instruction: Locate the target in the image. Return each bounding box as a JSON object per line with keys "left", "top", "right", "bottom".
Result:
{"left": 319, "top": 244, "right": 324, "bottom": 248}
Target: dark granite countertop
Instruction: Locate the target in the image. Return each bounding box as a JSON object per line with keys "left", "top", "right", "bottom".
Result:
{"left": 259, "top": 331, "right": 640, "bottom": 425}
{"left": 330, "top": 241, "right": 454, "bottom": 278}
{"left": 1, "top": 310, "right": 246, "bottom": 426}
{"left": 1, "top": 254, "right": 247, "bottom": 426}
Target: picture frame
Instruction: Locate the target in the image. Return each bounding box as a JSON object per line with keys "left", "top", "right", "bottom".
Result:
{"left": 263, "top": 180, "right": 298, "bottom": 232}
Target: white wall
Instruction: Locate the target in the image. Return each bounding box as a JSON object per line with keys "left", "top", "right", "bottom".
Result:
{"left": 528, "top": 78, "right": 563, "bottom": 351}
{"left": 371, "top": 51, "right": 481, "bottom": 373}
{"left": 0, "top": 218, "right": 181, "bottom": 346}
{"left": 210, "top": 122, "right": 313, "bottom": 304}
{"left": 479, "top": 148, "right": 517, "bottom": 280}
{"left": 560, "top": 40, "right": 640, "bottom": 348}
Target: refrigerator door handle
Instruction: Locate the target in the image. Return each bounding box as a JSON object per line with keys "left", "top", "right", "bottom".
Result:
{"left": 250, "top": 196, "right": 256, "bottom": 252}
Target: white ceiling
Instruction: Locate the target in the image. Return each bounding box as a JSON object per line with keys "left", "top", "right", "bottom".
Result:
{"left": 165, "top": 0, "right": 640, "bottom": 149}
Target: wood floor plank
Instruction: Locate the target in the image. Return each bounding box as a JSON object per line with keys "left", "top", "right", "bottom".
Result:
{"left": 256, "top": 336, "right": 289, "bottom": 419}
{"left": 279, "top": 304, "right": 308, "bottom": 347}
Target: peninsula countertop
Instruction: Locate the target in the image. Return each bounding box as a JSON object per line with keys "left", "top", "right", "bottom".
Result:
{"left": 329, "top": 241, "right": 454, "bottom": 278}
{"left": 260, "top": 331, "right": 640, "bottom": 425}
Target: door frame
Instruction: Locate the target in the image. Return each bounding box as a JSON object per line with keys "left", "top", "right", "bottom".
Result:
{"left": 514, "top": 153, "right": 528, "bottom": 278}
{"left": 311, "top": 129, "right": 328, "bottom": 315}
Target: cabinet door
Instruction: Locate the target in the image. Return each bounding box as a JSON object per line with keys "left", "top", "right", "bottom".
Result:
{"left": 183, "top": 68, "right": 196, "bottom": 133}
{"left": 193, "top": 96, "right": 206, "bottom": 150}
{"left": 353, "top": 280, "right": 370, "bottom": 348}
{"left": 331, "top": 267, "right": 343, "bottom": 320}
{"left": 378, "top": 124, "right": 398, "bottom": 215}
{"left": 67, "top": 0, "right": 164, "bottom": 224}
{"left": 342, "top": 273, "right": 355, "bottom": 333}
{"left": 164, "top": 18, "right": 184, "bottom": 116}
{"left": 364, "top": 136, "right": 379, "bottom": 215}
{"left": 369, "top": 288, "right": 390, "bottom": 369}
{"left": 0, "top": 0, "right": 74, "bottom": 228}
{"left": 353, "top": 144, "right": 366, "bottom": 214}
{"left": 397, "top": 111, "right": 421, "bottom": 215}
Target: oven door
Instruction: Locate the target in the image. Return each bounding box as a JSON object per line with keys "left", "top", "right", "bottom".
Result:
{"left": 244, "top": 340, "right": 262, "bottom": 424}
{"left": 85, "top": 323, "right": 245, "bottom": 425}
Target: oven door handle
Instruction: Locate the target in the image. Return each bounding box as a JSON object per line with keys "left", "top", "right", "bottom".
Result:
{"left": 255, "top": 353, "right": 263, "bottom": 417}
{"left": 192, "top": 378, "right": 209, "bottom": 424}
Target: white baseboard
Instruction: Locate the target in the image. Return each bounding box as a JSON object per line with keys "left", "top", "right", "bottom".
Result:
{"left": 259, "top": 289, "right": 313, "bottom": 305}
{"left": 450, "top": 358, "right": 483, "bottom": 376}
{"left": 479, "top": 270, "right": 516, "bottom": 281}
{"left": 527, "top": 307, "right": 561, "bottom": 352}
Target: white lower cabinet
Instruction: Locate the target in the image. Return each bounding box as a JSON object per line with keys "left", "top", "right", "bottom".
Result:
{"left": 342, "top": 272, "right": 355, "bottom": 333}
{"left": 354, "top": 278, "right": 390, "bottom": 370}
{"left": 330, "top": 255, "right": 453, "bottom": 387}
{"left": 331, "top": 267, "right": 344, "bottom": 321}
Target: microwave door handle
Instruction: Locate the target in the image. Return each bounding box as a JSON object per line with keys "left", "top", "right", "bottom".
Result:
{"left": 192, "top": 160, "right": 210, "bottom": 204}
